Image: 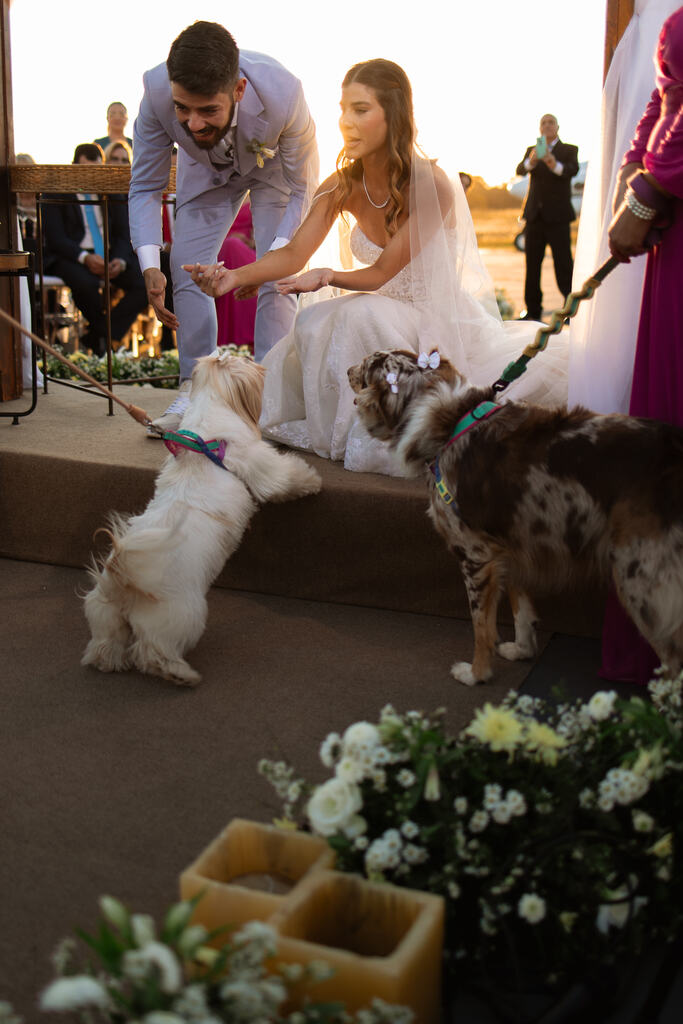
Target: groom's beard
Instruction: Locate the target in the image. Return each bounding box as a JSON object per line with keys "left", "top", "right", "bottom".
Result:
{"left": 182, "top": 110, "right": 233, "bottom": 151}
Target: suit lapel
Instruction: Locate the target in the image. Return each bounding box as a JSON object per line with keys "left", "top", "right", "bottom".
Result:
{"left": 235, "top": 77, "right": 268, "bottom": 176}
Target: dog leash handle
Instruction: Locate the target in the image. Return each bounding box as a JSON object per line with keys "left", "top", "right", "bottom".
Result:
{"left": 491, "top": 255, "right": 621, "bottom": 395}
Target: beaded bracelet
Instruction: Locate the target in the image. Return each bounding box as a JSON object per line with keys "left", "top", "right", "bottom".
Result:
{"left": 626, "top": 190, "right": 656, "bottom": 220}
{"left": 630, "top": 170, "right": 672, "bottom": 215}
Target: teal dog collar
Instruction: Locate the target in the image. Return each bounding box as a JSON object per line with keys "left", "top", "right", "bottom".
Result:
{"left": 430, "top": 401, "right": 502, "bottom": 506}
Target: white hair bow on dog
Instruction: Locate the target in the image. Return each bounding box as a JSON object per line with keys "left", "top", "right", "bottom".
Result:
{"left": 386, "top": 371, "right": 399, "bottom": 393}
{"left": 417, "top": 351, "right": 441, "bottom": 370}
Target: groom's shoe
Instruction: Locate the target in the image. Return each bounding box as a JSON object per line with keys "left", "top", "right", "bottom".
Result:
{"left": 148, "top": 379, "right": 192, "bottom": 436}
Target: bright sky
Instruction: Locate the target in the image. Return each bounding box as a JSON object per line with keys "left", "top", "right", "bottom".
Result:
{"left": 9, "top": 0, "right": 607, "bottom": 186}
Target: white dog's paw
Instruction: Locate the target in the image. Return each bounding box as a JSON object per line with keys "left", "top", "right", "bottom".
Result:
{"left": 450, "top": 661, "right": 490, "bottom": 686}
{"left": 294, "top": 464, "right": 322, "bottom": 497}
{"left": 497, "top": 641, "right": 535, "bottom": 662}
{"left": 160, "top": 659, "right": 201, "bottom": 688}
{"left": 81, "top": 640, "right": 130, "bottom": 673}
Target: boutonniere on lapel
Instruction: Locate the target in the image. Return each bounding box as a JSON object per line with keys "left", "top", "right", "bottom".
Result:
{"left": 246, "top": 138, "right": 276, "bottom": 168}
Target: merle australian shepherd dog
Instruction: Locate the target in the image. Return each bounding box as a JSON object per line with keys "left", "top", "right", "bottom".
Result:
{"left": 348, "top": 348, "right": 683, "bottom": 686}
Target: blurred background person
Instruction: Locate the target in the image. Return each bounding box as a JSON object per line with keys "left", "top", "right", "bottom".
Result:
{"left": 600, "top": 5, "right": 683, "bottom": 686}
{"left": 515, "top": 113, "right": 579, "bottom": 321}
{"left": 94, "top": 101, "right": 133, "bottom": 151}
{"left": 43, "top": 142, "right": 147, "bottom": 355}
{"left": 103, "top": 138, "right": 133, "bottom": 166}
{"left": 568, "top": 0, "right": 681, "bottom": 414}
{"left": 215, "top": 198, "right": 256, "bottom": 352}
{"left": 15, "top": 152, "right": 37, "bottom": 255}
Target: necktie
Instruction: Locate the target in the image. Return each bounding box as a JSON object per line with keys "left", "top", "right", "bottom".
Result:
{"left": 84, "top": 199, "right": 104, "bottom": 256}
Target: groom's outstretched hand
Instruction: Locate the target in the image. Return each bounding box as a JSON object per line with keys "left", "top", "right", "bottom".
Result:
{"left": 143, "top": 268, "right": 179, "bottom": 329}
{"left": 277, "top": 268, "right": 334, "bottom": 294}
{"left": 183, "top": 261, "right": 237, "bottom": 298}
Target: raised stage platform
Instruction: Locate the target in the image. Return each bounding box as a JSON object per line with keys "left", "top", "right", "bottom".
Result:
{"left": 0, "top": 379, "right": 606, "bottom": 637}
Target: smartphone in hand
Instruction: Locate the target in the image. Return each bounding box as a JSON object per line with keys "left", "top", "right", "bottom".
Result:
{"left": 536, "top": 136, "right": 547, "bottom": 158}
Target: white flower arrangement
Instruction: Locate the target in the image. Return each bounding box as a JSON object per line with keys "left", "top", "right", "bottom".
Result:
{"left": 32, "top": 894, "right": 412, "bottom": 1023}
{"left": 259, "top": 676, "right": 683, "bottom": 992}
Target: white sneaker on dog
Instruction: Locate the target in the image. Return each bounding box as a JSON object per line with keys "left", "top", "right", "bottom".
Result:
{"left": 148, "top": 380, "right": 192, "bottom": 436}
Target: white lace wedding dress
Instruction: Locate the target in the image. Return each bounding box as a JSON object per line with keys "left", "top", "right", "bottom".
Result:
{"left": 260, "top": 224, "right": 569, "bottom": 476}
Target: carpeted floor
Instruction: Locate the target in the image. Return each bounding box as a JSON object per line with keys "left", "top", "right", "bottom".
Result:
{"left": 1, "top": 557, "right": 548, "bottom": 1022}
{"left": 1, "top": 383, "right": 651, "bottom": 1022}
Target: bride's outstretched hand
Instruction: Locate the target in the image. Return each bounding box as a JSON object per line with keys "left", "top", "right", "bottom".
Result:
{"left": 182, "top": 261, "right": 237, "bottom": 297}
{"left": 234, "top": 284, "right": 259, "bottom": 300}
{"left": 276, "top": 268, "right": 333, "bottom": 295}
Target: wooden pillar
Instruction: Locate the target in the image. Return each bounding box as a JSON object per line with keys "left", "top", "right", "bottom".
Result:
{"left": 604, "top": 0, "right": 636, "bottom": 80}
{"left": 0, "top": 0, "right": 20, "bottom": 401}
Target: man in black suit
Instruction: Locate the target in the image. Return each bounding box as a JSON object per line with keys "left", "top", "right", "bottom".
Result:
{"left": 43, "top": 143, "right": 147, "bottom": 354}
{"left": 516, "top": 114, "right": 579, "bottom": 321}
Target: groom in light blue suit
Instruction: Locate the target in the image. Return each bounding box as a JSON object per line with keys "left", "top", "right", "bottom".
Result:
{"left": 129, "top": 20, "right": 319, "bottom": 432}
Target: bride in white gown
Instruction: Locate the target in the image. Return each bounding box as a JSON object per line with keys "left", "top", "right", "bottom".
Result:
{"left": 187, "top": 58, "right": 569, "bottom": 476}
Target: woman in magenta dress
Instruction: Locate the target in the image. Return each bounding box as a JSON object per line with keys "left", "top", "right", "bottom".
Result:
{"left": 215, "top": 200, "right": 257, "bottom": 351}
{"left": 602, "top": 5, "right": 683, "bottom": 684}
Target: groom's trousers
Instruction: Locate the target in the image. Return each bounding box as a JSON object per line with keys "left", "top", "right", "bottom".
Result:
{"left": 170, "top": 179, "right": 297, "bottom": 377}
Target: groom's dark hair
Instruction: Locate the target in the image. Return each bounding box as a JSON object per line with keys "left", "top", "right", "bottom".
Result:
{"left": 167, "top": 21, "right": 239, "bottom": 95}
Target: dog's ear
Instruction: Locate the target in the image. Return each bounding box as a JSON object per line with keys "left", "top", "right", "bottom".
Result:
{"left": 224, "top": 357, "right": 265, "bottom": 432}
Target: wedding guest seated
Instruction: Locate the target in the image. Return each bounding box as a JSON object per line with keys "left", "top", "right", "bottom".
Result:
{"left": 43, "top": 143, "right": 147, "bottom": 355}
{"left": 15, "top": 152, "right": 38, "bottom": 256}
{"left": 103, "top": 138, "right": 133, "bottom": 167}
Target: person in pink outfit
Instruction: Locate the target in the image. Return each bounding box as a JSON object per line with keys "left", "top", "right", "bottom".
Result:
{"left": 601, "top": 5, "right": 683, "bottom": 685}
{"left": 215, "top": 199, "right": 257, "bottom": 351}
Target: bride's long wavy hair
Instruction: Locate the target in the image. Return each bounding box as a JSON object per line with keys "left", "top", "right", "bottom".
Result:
{"left": 333, "top": 59, "right": 415, "bottom": 237}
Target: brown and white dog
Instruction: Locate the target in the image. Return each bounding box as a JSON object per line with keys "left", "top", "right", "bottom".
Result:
{"left": 82, "top": 351, "right": 321, "bottom": 686}
{"left": 348, "top": 348, "right": 683, "bottom": 685}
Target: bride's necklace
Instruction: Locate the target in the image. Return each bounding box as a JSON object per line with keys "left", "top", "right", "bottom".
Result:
{"left": 362, "top": 171, "right": 389, "bottom": 209}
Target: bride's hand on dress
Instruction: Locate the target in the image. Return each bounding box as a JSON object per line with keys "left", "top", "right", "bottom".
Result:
{"left": 276, "top": 268, "right": 333, "bottom": 294}
{"left": 182, "top": 261, "right": 237, "bottom": 297}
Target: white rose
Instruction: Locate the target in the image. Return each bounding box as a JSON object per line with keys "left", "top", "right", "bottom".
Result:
{"left": 39, "top": 977, "right": 109, "bottom": 1012}
{"left": 306, "top": 778, "right": 363, "bottom": 837}
{"left": 335, "top": 755, "right": 365, "bottom": 783}
{"left": 342, "top": 814, "right": 368, "bottom": 839}
{"left": 342, "top": 722, "right": 381, "bottom": 754}
{"left": 586, "top": 690, "right": 618, "bottom": 721}
{"left": 518, "top": 893, "right": 546, "bottom": 924}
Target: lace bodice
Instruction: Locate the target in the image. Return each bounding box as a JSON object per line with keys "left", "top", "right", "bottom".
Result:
{"left": 350, "top": 225, "right": 426, "bottom": 304}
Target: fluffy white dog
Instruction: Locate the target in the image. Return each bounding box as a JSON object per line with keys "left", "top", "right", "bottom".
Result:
{"left": 81, "top": 350, "right": 321, "bottom": 686}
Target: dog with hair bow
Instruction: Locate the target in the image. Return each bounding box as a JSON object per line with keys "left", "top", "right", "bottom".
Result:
{"left": 349, "top": 347, "right": 683, "bottom": 686}
{"left": 81, "top": 350, "right": 321, "bottom": 686}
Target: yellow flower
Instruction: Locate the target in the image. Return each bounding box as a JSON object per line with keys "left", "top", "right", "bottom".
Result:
{"left": 631, "top": 743, "right": 665, "bottom": 780}
{"left": 648, "top": 833, "right": 673, "bottom": 858}
{"left": 524, "top": 721, "right": 567, "bottom": 765}
{"left": 424, "top": 764, "right": 441, "bottom": 802}
{"left": 272, "top": 817, "right": 298, "bottom": 831}
{"left": 559, "top": 911, "right": 578, "bottom": 933}
{"left": 465, "top": 703, "right": 523, "bottom": 753}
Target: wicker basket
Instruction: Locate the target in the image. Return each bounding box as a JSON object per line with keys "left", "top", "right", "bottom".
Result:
{"left": 10, "top": 164, "right": 176, "bottom": 195}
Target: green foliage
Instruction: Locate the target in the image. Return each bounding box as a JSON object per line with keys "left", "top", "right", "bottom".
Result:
{"left": 37, "top": 895, "right": 413, "bottom": 1023}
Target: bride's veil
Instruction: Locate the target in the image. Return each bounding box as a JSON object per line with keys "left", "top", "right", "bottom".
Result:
{"left": 407, "top": 149, "right": 524, "bottom": 384}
